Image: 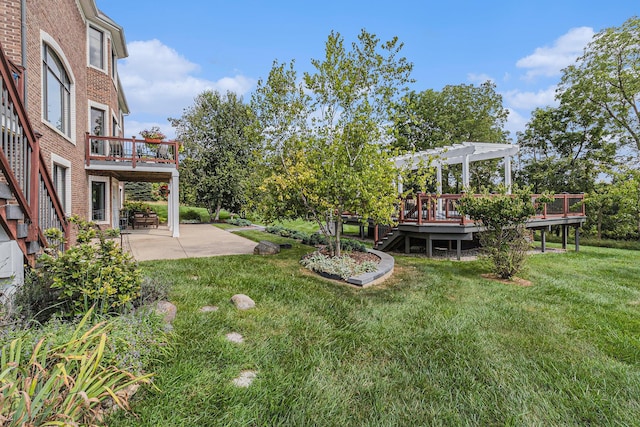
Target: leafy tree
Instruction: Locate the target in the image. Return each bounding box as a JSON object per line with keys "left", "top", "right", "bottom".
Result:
{"left": 516, "top": 104, "right": 614, "bottom": 194}
{"left": 393, "top": 82, "right": 510, "bottom": 191}
{"left": 251, "top": 30, "right": 413, "bottom": 256}
{"left": 458, "top": 188, "right": 536, "bottom": 279}
{"left": 170, "top": 91, "right": 255, "bottom": 221}
{"left": 586, "top": 168, "right": 640, "bottom": 240}
{"left": 558, "top": 16, "right": 640, "bottom": 153}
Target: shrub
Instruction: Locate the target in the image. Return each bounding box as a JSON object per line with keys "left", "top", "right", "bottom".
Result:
{"left": 181, "top": 209, "right": 202, "bottom": 222}
{"left": 458, "top": 188, "right": 539, "bottom": 279}
{"left": 37, "top": 217, "right": 142, "bottom": 318}
{"left": 227, "top": 217, "right": 252, "bottom": 227}
{"left": 301, "top": 252, "right": 378, "bottom": 280}
{"left": 0, "top": 309, "right": 152, "bottom": 426}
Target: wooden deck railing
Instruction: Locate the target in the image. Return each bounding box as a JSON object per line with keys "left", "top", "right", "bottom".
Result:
{"left": 0, "top": 42, "right": 68, "bottom": 260}
{"left": 399, "top": 193, "right": 586, "bottom": 226}
{"left": 85, "top": 134, "right": 180, "bottom": 168}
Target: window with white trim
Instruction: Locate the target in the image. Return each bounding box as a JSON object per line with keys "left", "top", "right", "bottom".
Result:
{"left": 90, "top": 177, "right": 109, "bottom": 223}
{"left": 51, "top": 154, "right": 72, "bottom": 217}
{"left": 89, "top": 26, "right": 104, "bottom": 69}
{"left": 90, "top": 107, "right": 106, "bottom": 155}
{"left": 43, "top": 45, "right": 71, "bottom": 136}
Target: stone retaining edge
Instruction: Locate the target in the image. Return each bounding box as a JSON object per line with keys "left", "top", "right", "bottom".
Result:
{"left": 347, "top": 249, "right": 395, "bottom": 286}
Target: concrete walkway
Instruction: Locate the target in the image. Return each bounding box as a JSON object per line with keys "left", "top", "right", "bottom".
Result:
{"left": 122, "top": 224, "right": 257, "bottom": 261}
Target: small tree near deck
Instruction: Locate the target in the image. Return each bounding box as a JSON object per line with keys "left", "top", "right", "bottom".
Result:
{"left": 251, "top": 30, "right": 413, "bottom": 256}
{"left": 458, "top": 188, "right": 537, "bottom": 279}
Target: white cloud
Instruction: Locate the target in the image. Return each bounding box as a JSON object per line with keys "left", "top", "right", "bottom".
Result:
{"left": 467, "top": 73, "right": 494, "bottom": 84}
{"left": 503, "top": 86, "right": 558, "bottom": 110}
{"left": 119, "top": 40, "right": 256, "bottom": 119}
{"left": 516, "top": 27, "right": 594, "bottom": 80}
{"left": 505, "top": 108, "right": 529, "bottom": 137}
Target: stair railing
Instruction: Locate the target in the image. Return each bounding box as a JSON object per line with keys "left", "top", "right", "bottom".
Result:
{"left": 0, "top": 43, "right": 68, "bottom": 261}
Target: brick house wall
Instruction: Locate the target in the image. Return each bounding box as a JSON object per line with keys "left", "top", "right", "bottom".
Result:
{"left": 0, "top": 0, "right": 128, "bottom": 234}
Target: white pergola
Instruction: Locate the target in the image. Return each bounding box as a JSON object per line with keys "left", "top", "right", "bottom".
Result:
{"left": 392, "top": 142, "right": 519, "bottom": 194}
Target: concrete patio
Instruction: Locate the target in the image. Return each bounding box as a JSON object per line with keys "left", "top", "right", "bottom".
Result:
{"left": 122, "top": 223, "right": 257, "bottom": 261}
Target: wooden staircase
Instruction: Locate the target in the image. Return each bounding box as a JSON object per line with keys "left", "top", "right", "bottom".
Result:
{"left": 374, "top": 224, "right": 401, "bottom": 251}
{"left": 0, "top": 42, "right": 68, "bottom": 291}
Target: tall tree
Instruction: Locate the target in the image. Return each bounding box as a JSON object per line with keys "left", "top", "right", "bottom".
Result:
{"left": 170, "top": 90, "right": 255, "bottom": 221}
{"left": 516, "top": 104, "right": 614, "bottom": 194}
{"left": 252, "top": 30, "right": 413, "bottom": 256}
{"left": 393, "top": 81, "right": 509, "bottom": 152}
{"left": 558, "top": 16, "right": 640, "bottom": 153}
{"left": 393, "top": 82, "right": 510, "bottom": 191}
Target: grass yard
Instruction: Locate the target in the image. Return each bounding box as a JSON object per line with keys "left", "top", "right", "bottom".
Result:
{"left": 109, "top": 234, "right": 640, "bottom": 426}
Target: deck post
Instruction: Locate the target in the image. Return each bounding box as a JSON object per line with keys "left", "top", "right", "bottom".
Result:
{"left": 561, "top": 225, "right": 568, "bottom": 250}
{"left": 169, "top": 169, "right": 180, "bottom": 237}
{"left": 541, "top": 229, "right": 546, "bottom": 253}
{"left": 574, "top": 226, "right": 580, "bottom": 252}
{"left": 456, "top": 239, "right": 461, "bottom": 261}
{"left": 426, "top": 235, "right": 432, "bottom": 258}
{"left": 405, "top": 235, "right": 410, "bottom": 254}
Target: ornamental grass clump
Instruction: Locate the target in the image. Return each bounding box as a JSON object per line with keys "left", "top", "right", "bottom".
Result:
{"left": 0, "top": 308, "right": 152, "bottom": 426}
{"left": 300, "top": 252, "right": 378, "bottom": 280}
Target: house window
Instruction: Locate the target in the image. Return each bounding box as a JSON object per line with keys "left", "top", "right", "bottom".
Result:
{"left": 91, "top": 180, "right": 107, "bottom": 222}
{"left": 89, "top": 26, "right": 104, "bottom": 69}
{"left": 90, "top": 107, "right": 106, "bottom": 155}
{"left": 43, "top": 45, "right": 71, "bottom": 136}
{"left": 51, "top": 154, "right": 71, "bottom": 217}
{"left": 53, "top": 163, "right": 67, "bottom": 212}
{"left": 111, "top": 48, "right": 117, "bottom": 79}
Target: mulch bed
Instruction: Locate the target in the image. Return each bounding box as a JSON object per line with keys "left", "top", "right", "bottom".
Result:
{"left": 315, "top": 248, "right": 380, "bottom": 264}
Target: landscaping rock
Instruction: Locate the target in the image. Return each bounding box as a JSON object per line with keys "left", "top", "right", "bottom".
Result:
{"left": 200, "top": 305, "right": 219, "bottom": 312}
{"left": 254, "top": 240, "right": 280, "bottom": 255}
{"left": 155, "top": 301, "right": 177, "bottom": 323}
{"left": 231, "top": 294, "right": 255, "bottom": 310}
{"left": 226, "top": 332, "right": 244, "bottom": 343}
{"left": 232, "top": 370, "right": 257, "bottom": 387}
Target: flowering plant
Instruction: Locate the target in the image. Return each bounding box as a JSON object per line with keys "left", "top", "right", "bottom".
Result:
{"left": 139, "top": 126, "right": 166, "bottom": 140}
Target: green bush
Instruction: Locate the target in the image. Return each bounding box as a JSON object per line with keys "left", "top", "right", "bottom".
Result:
{"left": 0, "top": 309, "right": 152, "bottom": 426}
{"left": 181, "top": 209, "right": 202, "bottom": 221}
{"left": 300, "top": 252, "right": 377, "bottom": 280}
{"left": 227, "top": 217, "right": 252, "bottom": 227}
{"left": 38, "top": 217, "right": 142, "bottom": 318}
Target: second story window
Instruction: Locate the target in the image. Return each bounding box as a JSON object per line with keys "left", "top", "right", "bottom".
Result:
{"left": 43, "top": 44, "right": 71, "bottom": 136}
{"left": 89, "top": 26, "right": 104, "bottom": 69}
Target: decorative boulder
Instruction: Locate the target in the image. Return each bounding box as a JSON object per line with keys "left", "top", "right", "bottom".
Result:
{"left": 254, "top": 240, "right": 280, "bottom": 255}
{"left": 155, "top": 300, "right": 177, "bottom": 323}
{"left": 231, "top": 294, "right": 255, "bottom": 310}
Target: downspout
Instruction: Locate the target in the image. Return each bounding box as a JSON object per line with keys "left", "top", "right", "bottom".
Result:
{"left": 21, "top": 0, "right": 28, "bottom": 108}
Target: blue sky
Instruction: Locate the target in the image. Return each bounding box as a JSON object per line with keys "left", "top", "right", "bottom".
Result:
{"left": 98, "top": 0, "right": 638, "bottom": 141}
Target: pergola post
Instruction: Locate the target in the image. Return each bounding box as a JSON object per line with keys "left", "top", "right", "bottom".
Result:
{"left": 504, "top": 155, "right": 512, "bottom": 194}
{"left": 462, "top": 154, "right": 470, "bottom": 189}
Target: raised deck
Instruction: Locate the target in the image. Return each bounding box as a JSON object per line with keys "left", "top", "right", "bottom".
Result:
{"left": 346, "top": 193, "right": 586, "bottom": 259}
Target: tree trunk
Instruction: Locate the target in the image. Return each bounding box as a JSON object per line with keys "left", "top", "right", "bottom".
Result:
{"left": 214, "top": 201, "right": 222, "bottom": 221}
{"left": 335, "top": 216, "right": 342, "bottom": 257}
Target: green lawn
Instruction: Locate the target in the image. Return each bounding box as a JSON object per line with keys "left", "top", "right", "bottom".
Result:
{"left": 109, "top": 235, "right": 640, "bottom": 426}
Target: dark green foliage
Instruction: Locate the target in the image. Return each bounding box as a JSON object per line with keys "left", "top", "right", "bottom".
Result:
{"left": 124, "top": 182, "right": 157, "bottom": 201}
{"left": 181, "top": 209, "right": 203, "bottom": 222}
{"left": 170, "top": 90, "right": 255, "bottom": 221}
